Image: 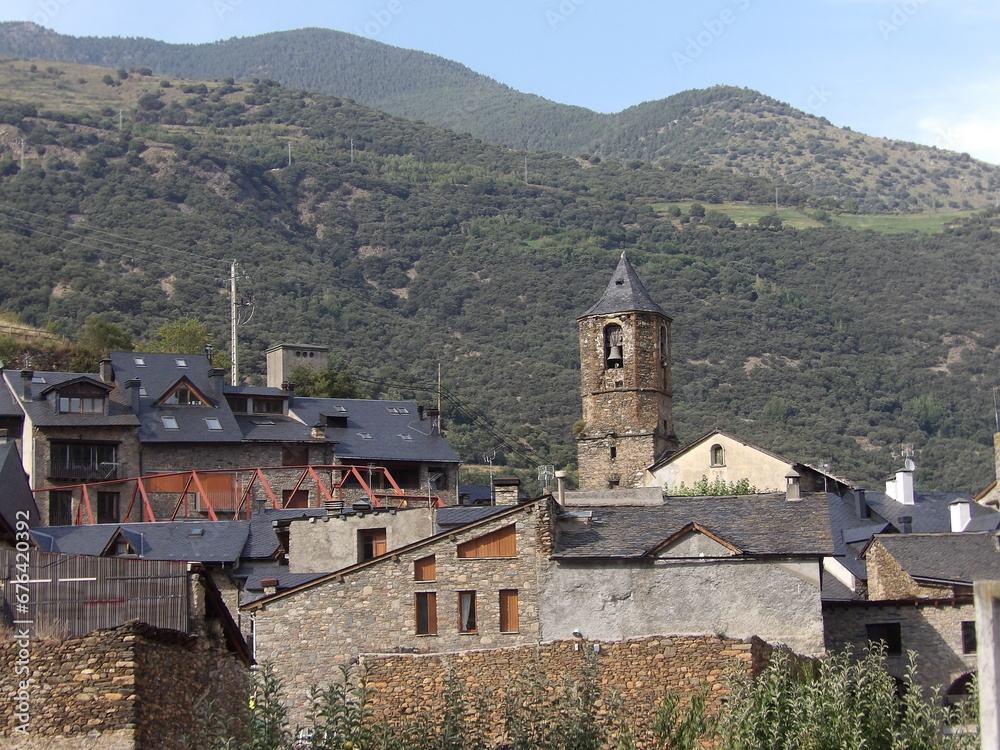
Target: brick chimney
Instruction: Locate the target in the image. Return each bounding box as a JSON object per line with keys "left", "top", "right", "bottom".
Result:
{"left": 99, "top": 358, "right": 113, "bottom": 382}
{"left": 124, "top": 378, "right": 141, "bottom": 412}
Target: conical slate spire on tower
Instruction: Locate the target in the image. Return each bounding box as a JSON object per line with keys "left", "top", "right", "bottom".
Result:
{"left": 580, "top": 252, "right": 669, "bottom": 318}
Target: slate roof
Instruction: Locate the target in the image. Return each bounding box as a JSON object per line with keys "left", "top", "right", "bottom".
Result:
{"left": 580, "top": 253, "right": 670, "bottom": 318}
{"left": 291, "top": 397, "right": 459, "bottom": 464}
{"left": 1, "top": 370, "right": 139, "bottom": 428}
{"left": 552, "top": 493, "right": 834, "bottom": 558}
{"left": 244, "top": 508, "right": 327, "bottom": 559}
{"left": 33, "top": 520, "right": 251, "bottom": 564}
{"left": 436, "top": 505, "right": 510, "bottom": 529}
{"left": 0, "top": 442, "right": 40, "bottom": 531}
{"left": 0, "top": 379, "right": 21, "bottom": 417}
{"left": 235, "top": 562, "right": 330, "bottom": 605}
{"left": 868, "top": 532, "right": 1000, "bottom": 585}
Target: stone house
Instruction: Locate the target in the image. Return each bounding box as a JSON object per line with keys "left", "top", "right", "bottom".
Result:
{"left": 1, "top": 344, "right": 460, "bottom": 525}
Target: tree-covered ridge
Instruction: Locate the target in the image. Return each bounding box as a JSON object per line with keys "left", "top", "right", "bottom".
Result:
{"left": 0, "top": 23, "right": 996, "bottom": 213}
{"left": 0, "top": 58, "right": 999, "bottom": 494}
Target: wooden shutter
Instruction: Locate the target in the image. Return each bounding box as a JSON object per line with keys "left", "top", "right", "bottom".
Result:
{"left": 416, "top": 592, "right": 437, "bottom": 635}
{"left": 414, "top": 555, "right": 436, "bottom": 581}
{"left": 457, "top": 525, "right": 516, "bottom": 558}
{"left": 500, "top": 589, "right": 519, "bottom": 633}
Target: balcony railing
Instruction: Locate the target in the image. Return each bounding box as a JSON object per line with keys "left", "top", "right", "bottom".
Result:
{"left": 49, "top": 461, "right": 119, "bottom": 481}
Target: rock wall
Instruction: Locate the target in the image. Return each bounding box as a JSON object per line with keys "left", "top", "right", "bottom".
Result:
{"left": 360, "top": 634, "right": 770, "bottom": 749}
{"left": 0, "top": 621, "right": 248, "bottom": 750}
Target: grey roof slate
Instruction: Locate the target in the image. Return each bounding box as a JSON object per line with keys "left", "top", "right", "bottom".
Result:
{"left": 871, "top": 532, "right": 1000, "bottom": 585}
{"left": 436, "top": 505, "right": 510, "bottom": 530}
{"left": 553, "top": 493, "right": 834, "bottom": 558}
{"left": 2, "top": 370, "right": 139, "bottom": 428}
{"left": 0, "top": 442, "right": 40, "bottom": 531}
{"left": 34, "top": 520, "right": 251, "bottom": 564}
{"left": 863, "top": 490, "right": 989, "bottom": 533}
{"left": 235, "top": 562, "right": 330, "bottom": 604}
{"left": 243, "top": 508, "right": 327, "bottom": 560}
{"left": 291, "top": 397, "right": 459, "bottom": 463}
{"left": 580, "top": 253, "right": 670, "bottom": 318}
{"left": 0, "top": 378, "right": 21, "bottom": 417}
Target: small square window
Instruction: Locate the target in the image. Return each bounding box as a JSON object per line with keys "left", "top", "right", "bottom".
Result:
{"left": 31, "top": 374, "right": 46, "bottom": 383}
{"left": 866, "top": 622, "right": 902, "bottom": 656}
{"left": 139, "top": 387, "right": 148, "bottom": 397}
{"left": 175, "top": 358, "right": 187, "bottom": 367}
{"left": 399, "top": 433, "right": 413, "bottom": 441}
{"left": 358, "top": 432, "right": 373, "bottom": 440}
{"left": 134, "top": 357, "right": 146, "bottom": 367}
{"left": 205, "top": 417, "right": 223, "bottom": 430}
{"left": 161, "top": 415, "right": 179, "bottom": 429}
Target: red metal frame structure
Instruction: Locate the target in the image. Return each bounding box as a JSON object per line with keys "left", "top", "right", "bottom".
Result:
{"left": 33, "top": 465, "right": 446, "bottom": 525}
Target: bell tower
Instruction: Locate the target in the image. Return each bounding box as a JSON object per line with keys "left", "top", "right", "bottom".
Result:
{"left": 577, "top": 253, "right": 677, "bottom": 489}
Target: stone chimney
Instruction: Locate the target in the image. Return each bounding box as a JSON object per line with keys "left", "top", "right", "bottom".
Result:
{"left": 261, "top": 578, "right": 278, "bottom": 596}
{"left": 208, "top": 368, "right": 226, "bottom": 398}
{"left": 281, "top": 380, "right": 295, "bottom": 407}
{"left": 855, "top": 488, "right": 871, "bottom": 520}
{"left": 99, "top": 358, "right": 113, "bottom": 383}
{"left": 19, "top": 370, "right": 32, "bottom": 402}
{"left": 950, "top": 500, "right": 972, "bottom": 532}
{"left": 426, "top": 408, "right": 441, "bottom": 434}
{"left": 493, "top": 477, "right": 521, "bottom": 506}
{"left": 785, "top": 468, "right": 801, "bottom": 501}
{"left": 898, "top": 515, "right": 913, "bottom": 534}
{"left": 124, "top": 378, "right": 141, "bottom": 412}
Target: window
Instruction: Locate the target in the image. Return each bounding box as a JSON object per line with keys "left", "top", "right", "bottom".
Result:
{"left": 161, "top": 416, "right": 179, "bottom": 430}
{"left": 414, "top": 555, "right": 436, "bottom": 581}
{"left": 416, "top": 592, "right": 437, "bottom": 635}
{"left": 282, "top": 489, "right": 309, "bottom": 508}
{"left": 458, "top": 591, "right": 477, "bottom": 633}
{"left": 500, "top": 590, "right": 519, "bottom": 633}
{"left": 49, "top": 490, "right": 72, "bottom": 526}
{"left": 226, "top": 396, "right": 248, "bottom": 413}
{"left": 457, "top": 525, "right": 516, "bottom": 558}
{"left": 359, "top": 528, "right": 387, "bottom": 562}
{"left": 866, "top": 622, "right": 902, "bottom": 656}
{"left": 710, "top": 444, "right": 725, "bottom": 467}
{"left": 252, "top": 398, "right": 284, "bottom": 414}
{"left": 961, "top": 621, "right": 977, "bottom": 654}
{"left": 428, "top": 467, "right": 448, "bottom": 490}
{"left": 282, "top": 444, "right": 308, "bottom": 467}
{"left": 163, "top": 384, "right": 207, "bottom": 406}
{"left": 205, "top": 417, "right": 223, "bottom": 430}
{"left": 49, "top": 442, "right": 118, "bottom": 480}
{"left": 133, "top": 357, "right": 146, "bottom": 367}
{"left": 97, "top": 492, "right": 119, "bottom": 524}
{"left": 58, "top": 396, "right": 105, "bottom": 414}
{"left": 660, "top": 325, "right": 669, "bottom": 367}
{"left": 604, "top": 324, "right": 623, "bottom": 369}
{"left": 609, "top": 446, "right": 617, "bottom": 460}
{"left": 174, "top": 358, "right": 188, "bottom": 367}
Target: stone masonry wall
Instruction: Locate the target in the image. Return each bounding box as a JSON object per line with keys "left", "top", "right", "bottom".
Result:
{"left": 360, "top": 635, "right": 770, "bottom": 749}
{"left": 824, "top": 600, "right": 976, "bottom": 692}
{"left": 0, "top": 621, "right": 248, "bottom": 750}
{"left": 249, "top": 504, "right": 546, "bottom": 724}
{"left": 865, "top": 540, "right": 954, "bottom": 600}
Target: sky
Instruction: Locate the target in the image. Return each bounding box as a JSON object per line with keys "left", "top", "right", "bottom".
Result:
{"left": 3, "top": 0, "right": 1000, "bottom": 164}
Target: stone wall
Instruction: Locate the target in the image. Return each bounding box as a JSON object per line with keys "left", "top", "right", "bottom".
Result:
{"left": 824, "top": 599, "right": 976, "bottom": 692}
{"left": 359, "top": 634, "right": 770, "bottom": 749}
{"left": 0, "top": 621, "right": 248, "bottom": 750}
{"left": 248, "top": 503, "right": 546, "bottom": 723}
{"left": 865, "top": 540, "right": 954, "bottom": 600}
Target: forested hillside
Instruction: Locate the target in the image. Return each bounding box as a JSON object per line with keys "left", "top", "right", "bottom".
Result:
{"left": 0, "top": 58, "right": 998, "bottom": 493}
{"left": 0, "top": 23, "right": 997, "bottom": 213}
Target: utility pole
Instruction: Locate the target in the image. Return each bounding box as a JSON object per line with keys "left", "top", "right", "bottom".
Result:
{"left": 524, "top": 155, "right": 528, "bottom": 184}
{"left": 350, "top": 139, "right": 354, "bottom": 164}
{"left": 287, "top": 141, "right": 292, "bottom": 167}
{"left": 230, "top": 260, "right": 239, "bottom": 385}
{"left": 19, "top": 140, "right": 24, "bottom": 171}
{"left": 119, "top": 109, "right": 123, "bottom": 130}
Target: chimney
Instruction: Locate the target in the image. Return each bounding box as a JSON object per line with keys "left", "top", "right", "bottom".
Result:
{"left": 99, "top": 358, "right": 113, "bottom": 382}
{"left": 950, "top": 500, "right": 972, "bottom": 533}
{"left": 124, "top": 378, "right": 141, "bottom": 412}
{"left": 493, "top": 477, "right": 521, "bottom": 506}
{"left": 418, "top": 405, "right": 425, "bottom": 421}
{"left": 281, "top": 381, "right": 295, "bottom": 407}
{"left": 886, "top": 466, "right": 915, "bottom": 505}
{"left": 898, "top": 515, "right": 912, "bottom": 534}
{"left": 426, "top": 408, "right": 440, "bottom": 433}
{"left": 19, "top": 370, "right": 32, "bottom": 402}
{"left": 311, "top": 421, "right": 326, "bottom": 439}
{"left": 785, "top": 468, "right": 801, "bottom": 501}
{"left": 261, "top": 578, "right": 278, "bottom": 596}
{"left": 555, "top": 470, "right": 567, "bottom": 505}
{"left": 855, "top": 488, "right": 871, "bottom": 520}
{"left": 208, "top": 368, "right": 226, "bottom": 398}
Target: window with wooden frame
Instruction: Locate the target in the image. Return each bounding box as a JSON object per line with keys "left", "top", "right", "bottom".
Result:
{"left": 458, "top": 591, "right": 477, "bottom": 633}
{"left": 961, "top": 621, "right": 977, "bottom": 654}
{"left": 358, "top": 528, "right": 387, "bottom": 562}
{"left": 414, "top": 555, "right": 436, "bottom": 582}
{"left": 415, "top": 592, "right": 437, "bottom": 635}
{"left": 162, "top": 382, "right": 209, "bottom": 406}
{"left": 866, "top": 622, "right": 902, "bottom": 656}
{"left": 457, "top": 525, "right": 516, "bottom": 558}
{"left": 49, "top": 490, "right": 72, "bottom": 526}
{"left": 499, "top": 589, "right": 519, "bottom": 633}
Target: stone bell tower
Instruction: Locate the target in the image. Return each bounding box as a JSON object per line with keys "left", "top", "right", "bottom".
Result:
{"left": 577, "top": 253, "right": 677, "bottom": 490}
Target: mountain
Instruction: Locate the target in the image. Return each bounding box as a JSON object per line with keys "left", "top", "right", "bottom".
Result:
{"left": 0, "top": 23, "right": 997, "bottom": 213}
{"left": 0, "top": 57, "right": 999, "bottom": 495}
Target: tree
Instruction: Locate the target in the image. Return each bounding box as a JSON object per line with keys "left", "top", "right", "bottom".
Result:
{"left": 78, "top": 314, "right": 133, "bottom": 355}
{"left": 703, "top": 210, "right": 735, "bottom": 229}
{"left": 290, "top": 364, "right": 367, "bottom": 399}
{"left": 145, "top": 317, "right": 231, "bottom": 369}
{"left": 757, "top": 213, "right": 783, "bottom": 230}
{"left": 689, "top": 202, "right": 706, "bottom": 218}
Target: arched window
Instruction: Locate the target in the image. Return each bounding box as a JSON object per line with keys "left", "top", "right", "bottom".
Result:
{"left": 604, "top": 325, "right": 623, "bottom": 369}
{"left": 710, "top": 444, "right": 725, "bottom": 467}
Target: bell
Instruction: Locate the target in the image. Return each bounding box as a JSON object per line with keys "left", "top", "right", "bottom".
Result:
{"left": 607, "top": 345, "right": 623, "bottom": 368}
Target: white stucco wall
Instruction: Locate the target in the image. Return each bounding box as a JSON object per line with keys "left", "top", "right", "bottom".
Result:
{"left": 541, "top": 556, "right": 825, "bottom": 655}
{"left": 645, "top": 433, "right": 789, "bottom": 493}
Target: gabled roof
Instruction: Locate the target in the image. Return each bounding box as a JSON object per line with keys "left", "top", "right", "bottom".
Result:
{"left": 0, "top": 442, "right": 40, "bottom": 534}
{"left": 649, "top": 428, "right": 791, "bottom": 473}
{"left": 552, "top": 494, "right": 834, "bottom": 559}
{"left": 243, "top": 498, "right": 540, "bottom": 610}
{"left": 1, "top": 369, "right": 139, "bottom": 428}
{"left": 291, "top": 397, "right": 460, "bottom": 464}
{"left": 580, "top": 253, "right": 670, "bottom": 319}
{"left": 864, "top": 532, "right": 1000, "bottom": 585}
